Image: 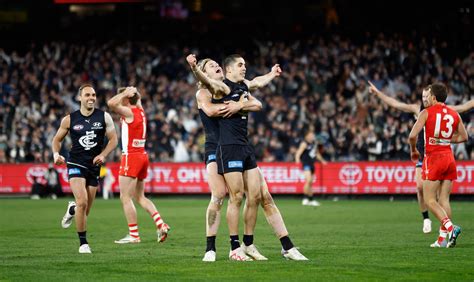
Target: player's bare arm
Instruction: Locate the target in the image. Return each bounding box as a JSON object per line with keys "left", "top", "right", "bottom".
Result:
{"left": 245, "top": 64, "right": 282, "bottom": 91}
{"left": 295, "top": 142, "right": 308, "bottom": 163}
{"left": 408, "top": 110, "right": 428, "bottom": 162}
{"left": 52, "top": 115, "right": 70, "bottom": 165}
{"left": 368, "top": 81, "right": 419, "bottom": 114}
{"left": 107, "top": 86, "right": 136, "bottom": 122}
{"left": 92, "top": 112, "right": 118, "bottom": 166}
{"left": 316, "top": 151, "right": 328, "bottom": 165}
{"left": 451, "top": 113, "right": 468, "bottom": 144}
{"left": 221, "top": 93, "right": 263, "bottom": 118}
{"left": 186, "top": 54, "right": 230, "bottom": 96}
{"left": 197, "top": 89, "right": 236, "bottom": 117}
{"left": 449, "top": 99, "right": 474, "bottom": 113}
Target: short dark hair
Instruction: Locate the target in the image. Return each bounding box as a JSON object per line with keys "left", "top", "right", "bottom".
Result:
{"left": 223, "top": 54, "right": 242, "bottom": 70}
{"left": 430, "top": 83, "right": 448, "bottom": 103}
{"left": 78, "top": 83, "right": 94, "bottom": 96}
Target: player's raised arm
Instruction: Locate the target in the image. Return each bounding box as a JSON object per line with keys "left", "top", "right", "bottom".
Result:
{"left": 186, "top": 54, "right": 230, "bottom": 95}
{"left": 450, "top": 99, "right": 474, "bottom": 113}
{"left": 368, "top": 81, "right": 419, "bottom": 114}
{"left": 107, "top": 87, "right": 135, "bottom": 120}
{"left": 52, "top": 115, "right": 70, "bottom": 165}
{"left": 408, "top": 110, "right": 428, "bottom": 162}
{"left": 451, "top": 113, "right": 468, "bottom": 144}
{"left": 245, "top": 64, "right": 282, "bottom": 91}
{"left": 92, "top": 112, "right": 118, "bottom": 166}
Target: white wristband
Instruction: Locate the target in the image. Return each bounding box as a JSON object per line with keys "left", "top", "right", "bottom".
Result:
{"left": 53, "top": 152, "right": 60, "bottom": 159}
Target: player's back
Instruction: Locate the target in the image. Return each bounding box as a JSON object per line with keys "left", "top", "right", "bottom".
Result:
{"left": 424, "top": 103, "right": 460, "bottom": 156}
{"left": 121, "top": 107, "right": 147, "bottom": 154}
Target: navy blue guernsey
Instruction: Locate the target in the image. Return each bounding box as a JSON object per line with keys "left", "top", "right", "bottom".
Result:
{"left": 198, "top": 109, "right": 219, "bottom": 146}
{"left": 217, "top": 79, "right": 250, "bottom": 145}
{"left": 301, "top": 141, "right": 317, "bottom": 164}
{"left": 68, "top": 109, "right": 106, "bottom": 168}
{"left": 416, "top": 104, "right": 425, "bottom": 157}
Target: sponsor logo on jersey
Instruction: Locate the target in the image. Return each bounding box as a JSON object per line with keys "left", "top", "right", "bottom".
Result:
{"left": 132, "top": 139, "right": 146, "bottom": 147}
{"left": 228, "top": 161, "right": 243, "bottom": 168}
{"left": 73, "top": 124, "right": 84, "bottom": 131}
{"left": 429, "top": 137, "right": 451, "bottom": 146}
{"left": 91, "top": 122, "right": 103, "bottom": 130}
{"left": 79, "top": 131, "right": 98, "bottom": 150}
{"left": 68, "top": 168, "right": 81, "bottom": 175}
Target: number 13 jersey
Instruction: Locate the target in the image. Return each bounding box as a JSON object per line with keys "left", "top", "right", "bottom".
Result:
{"left": 424, "top": 103, "right": 460, "bottom": 156}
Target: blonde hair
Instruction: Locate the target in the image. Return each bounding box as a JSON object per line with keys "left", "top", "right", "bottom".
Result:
{"left": 196, "top": 58, "right": 212, "bottom": 89}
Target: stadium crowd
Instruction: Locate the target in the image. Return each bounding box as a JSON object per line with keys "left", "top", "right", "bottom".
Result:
{"left": 1, "top": 33, "right": 472, "bottom": 164}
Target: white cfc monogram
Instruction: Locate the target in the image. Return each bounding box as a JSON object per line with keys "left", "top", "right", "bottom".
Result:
{"left": 79, "top": 131, "right": 97, "bottom": 150}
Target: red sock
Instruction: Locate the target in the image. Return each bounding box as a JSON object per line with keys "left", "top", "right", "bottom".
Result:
{"left": 128, "top": 223, "right": 139, "bottom": 238}
{"left": 152, "top": 212, "right": 163, "bottom": 229}
{"left": 441, "top": 217, "right": 453, "bottom": 232}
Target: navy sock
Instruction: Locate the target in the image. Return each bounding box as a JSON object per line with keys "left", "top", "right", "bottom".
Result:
{"left": 78, "top": 231, "right": 88, "bottom": 246}
{"left": 69, "top": 206, "right": 76, "bottom": 215}
{"left": 422, "top": 211, "right": 429, "bottom": 219}
{"left": 230, "top": 235, "right": 240, "bottom": 250}
{"left": 243, "top": 234, "right": 254, "bottom": 246}
{"left": 206, "top": 236, "right": 216, "bottom": 252}
{"left": 280, "top": 236, "right": 294, "bottom": 251}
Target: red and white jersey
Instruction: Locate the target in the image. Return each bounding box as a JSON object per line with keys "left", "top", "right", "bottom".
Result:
{"left": 121, "top": 107, "right": 147, "bottom": 154}
{"left": 424, "top": 103, "right": 460, "bottom": 156}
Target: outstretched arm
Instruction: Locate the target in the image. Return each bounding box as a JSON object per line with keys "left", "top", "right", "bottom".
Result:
{"left": 450, "top": 99, "right": 474, "bottom": 113}
{"left": 245, "top": 64, "right": 282, "bottom": 91}
{"left": 186, "top": 54, "right": 230, "bottom": 95}
{"left": 408, "top": 110, "right": 428, "bottom": 162}
{"left": 368, "top": 81, "right": 419, "bottom": 115}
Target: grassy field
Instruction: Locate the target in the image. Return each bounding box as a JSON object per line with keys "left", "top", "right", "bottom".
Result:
{"left": 0, "top": 197, "right": 473, "bottom": 281}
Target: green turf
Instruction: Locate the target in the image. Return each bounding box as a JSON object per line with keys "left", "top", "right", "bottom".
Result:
{"left": 0, "top": 197, "right": 473, "bottom": 281}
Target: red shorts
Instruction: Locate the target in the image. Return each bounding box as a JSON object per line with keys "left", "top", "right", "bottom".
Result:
{"left": 422, "top": 152, "right": 457, "bottom": 181}
{"left": 119, "top": 153, "right": 149, "bottom": 180}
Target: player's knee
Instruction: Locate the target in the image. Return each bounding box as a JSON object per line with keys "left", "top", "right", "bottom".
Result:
{"left": 230, "top": 191, "right": 244, "bottom": 205}
{"left": 210, "top": 194, "right": 225, "bottom": 206}
{"left": 425, "top": 198, "right": 437, "bottom": 207}
{"left": 119, "top": 192, "right": 132, "bottom": 202}
{"left": 248, "top": 193, "right": 262, "bottom": 206}
{"left": 76, "top": 200, "right": 87, "bottom": 211}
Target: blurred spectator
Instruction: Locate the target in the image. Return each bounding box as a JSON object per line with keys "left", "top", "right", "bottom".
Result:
{"left": 44, "top": 164, "right": 63, "bottom": 198}
{"left": 0, "top": 34, "right": 472, "bottom": 163}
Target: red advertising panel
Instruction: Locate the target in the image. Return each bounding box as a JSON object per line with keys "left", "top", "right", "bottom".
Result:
{"left": 1, "top": 161, "right": 473, "bottom": 194}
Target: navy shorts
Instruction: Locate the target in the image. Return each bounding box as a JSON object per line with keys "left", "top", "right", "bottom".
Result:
{"left": 216, "top": 144, "right": 257, "bottom": 174}
{"left": 416, "top": 155, "right": 423, "bottom": 168}
{"left": 302, "top": 162, "right": 315, "bottom": 174}
{"left": 205, "top": 150, "right": 217, "bottom": 165}
{"left": 67, "top": 163, "right": 100, "bottom": 187}
{"left": 204, "top": 143, "right": 217, "bottom": 165}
